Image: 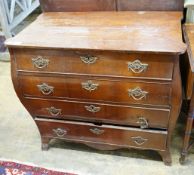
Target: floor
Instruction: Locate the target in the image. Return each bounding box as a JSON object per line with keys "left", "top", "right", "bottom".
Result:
{"left": 0, "top": 61, "right": 194, "bottom": 175}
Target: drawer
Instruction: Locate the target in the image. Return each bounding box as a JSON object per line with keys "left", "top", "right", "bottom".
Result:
{"left": 15, "top": 49, "right": 174, "bottom": 80}
{"left": 20, "top": 75, "right": 171, "bottom": 106}
{"left": 25, "top": 98, "right": 170, "bottom": 129}
{"left": 35, "top": 119, "right": 167, "bottom": 151}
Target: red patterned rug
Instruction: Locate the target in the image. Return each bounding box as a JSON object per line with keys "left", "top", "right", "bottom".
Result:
{"left": 0, "top": 160, "right": 76, "bottom": 175}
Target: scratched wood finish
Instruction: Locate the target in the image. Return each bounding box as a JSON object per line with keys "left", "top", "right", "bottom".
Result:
{"left": 6, "top": 12, "right": 186, "bottom": 165}
{"left": 39, "top": 0, "right": 183, "bottom": 12}
{"left": 19, "top": 75, "right": 171, "bottom": 106}
{"left": 36, "top": 119, "right": 167, "bottom": 151}
{"left": 6, "top": 12, "right": 186, "bottom": 53}
{"left": 15, "top": 49, "right": 174, "bottom": 80}
{"left": 23, "top": 98, "right": 170, "bottom": 129}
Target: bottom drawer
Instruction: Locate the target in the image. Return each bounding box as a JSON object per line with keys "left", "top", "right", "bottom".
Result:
{"left": 35, "top": 119, "right": 167, "bottom": 151}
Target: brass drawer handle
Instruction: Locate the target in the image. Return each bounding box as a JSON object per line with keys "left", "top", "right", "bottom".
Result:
{"left": 32, "top": 56, "right": 49, "bottom": 69}
{"left": 80, "top": 55, "right": 98, "bottom": 64}
{"left": 46, "top": 107, "right": 62, "bottom": 117}
{"left": 131, "top": 136, "right": 148, "bottom": 146}
{"left": 53, "top": 128, "right": 67, "bottom": 137}
{"left": 128, "top": 87, "right": 148, "bottom": 101}
{"left": 128, "top": 60, "right": 148, "bottom": 73}
{"left": 85, "top": 105, "right": 101, "bottom": 113}
{"left": 90, "top": 128, "right": 104, "bottom": 135}
{"left": 37, "top": 83, "right": 54, "bottom": 95}
{"left": 136, "top": 117, "right": 149, "bottom": 129}
{"left": 82, "top": 80, "right": 99, "bottom": 92}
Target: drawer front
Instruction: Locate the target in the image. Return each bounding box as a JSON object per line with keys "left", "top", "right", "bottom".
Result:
{"left": 20, "top": 75, "right": 171, "bottom": 106}
{"left": 36, "top": 119, "right": 167, "bottom": 151}
{"left": 15, "top": 49, "right": 174, "bottom": 80}
{"left": 24, "top": 98, "right": 170, "bottom": 129}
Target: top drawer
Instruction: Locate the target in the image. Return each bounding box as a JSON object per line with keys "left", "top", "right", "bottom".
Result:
{"left": 14, "top": 49, "right": 174, "bottom": 80}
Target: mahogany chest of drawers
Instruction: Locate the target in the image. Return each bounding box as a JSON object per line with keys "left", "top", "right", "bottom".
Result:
{"left": 6, "top": 11, "right": 186, "bottom": 165}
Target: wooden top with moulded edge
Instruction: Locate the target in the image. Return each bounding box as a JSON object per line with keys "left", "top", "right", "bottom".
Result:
{"left": 6, "top": 11, "right": 186, "bottom": 54}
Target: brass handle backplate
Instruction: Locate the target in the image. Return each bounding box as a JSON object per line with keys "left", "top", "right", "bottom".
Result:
{"left": 90, "top": 128, "right": 104, "bottom": 135}
{"left": 53, "top": 128, "right": 67, "bottom": 137}
{"left": 32, "top": 56, "right": 49, "bottom": 69}
{"left": 46, "top": 106, "right": 62, "bottom": 117}
{"left": 80, "top": 55, "right": 98, "bottom": 64}
{"left": 136, "top": 117, "right": 149, "bottom": 129}
{"left": 128, "top": 87, "right": 148, "bottom": 101}
{"left": 128, "top": 60, "right": 148, "bottom": 73}
{"left": 131, "top": 136, "right": 148, "bottom": 146}
{"left": 82, "top": 80, "right": 99, "bottom": 92}
{"left": 85, "top": 105, "right": 101, "bottom": 113}
{"left": 37, "top": 83, "right": 54, "bottom": 95}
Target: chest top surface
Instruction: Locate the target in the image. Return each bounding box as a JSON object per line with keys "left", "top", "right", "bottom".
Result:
{"left": 6, "top": 11, "right": 186, "bottom": 54}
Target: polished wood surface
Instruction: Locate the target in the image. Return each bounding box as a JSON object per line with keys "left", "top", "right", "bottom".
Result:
{"left": 15, "top": 49, "right": 174, "bottom": 80}
{"left": 7, "top": 12, "right": 185, "bottom": 165}
{"left": 23, "top": 98, "right": 170, "bottom": 129}
{"left": 6, "top": 12, "right": 186, "bottom": 53}
{"left": 36, "top": 118, "right": 167, "bottom": 151}
{"left": 39, "top": 0, "right": 184, "bottom": 12}
{"left": 19, "top": 75, "right": 171, "bottom": 106}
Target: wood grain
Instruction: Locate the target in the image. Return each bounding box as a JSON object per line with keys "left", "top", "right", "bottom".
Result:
{"left": 19, "top": 74, "right": 172, "bottom": 106}
{"left": 23, "top": 98, "right": 170, "bottom": 129}
{"left": 14, "top": 48, "right": 174, "bottom": 81}
{"left": 6, "top": 12, "right": 186, "bottom": 54}
{"left": 36, "top": 118, "right": 167, "bottom": 151}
